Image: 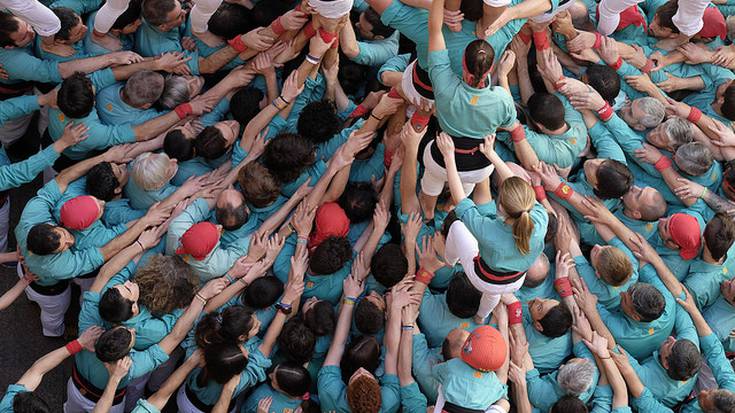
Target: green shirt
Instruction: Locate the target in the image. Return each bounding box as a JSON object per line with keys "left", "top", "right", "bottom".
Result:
{"left": 433, "top": 358, "right": 506, "bottom": 410}
{"left": 418, "top": 289, "right": 482, "bottom": 348}
{"left": 134, "top": 21, "right": 199, "bottom": 75}
{"left": 400, "top": 383, "right": 428, "bottom": 413}
{"left": 411, "top": 333, "right": 441, "bottom": 404}
{"left": 317, "top": 365, "right": 400, "bottom": 413}
{"left": 703, "top": 296, "right": 735, "bottom": 353}
{"left": 0, "top": 44, "right": 61, "bottom": 85}
{"left": 96, "top": 82, "right": 164, "bottom": 126}
{"left": 523, "top": 305, "right": 572, "bottom": 374}
{"left": 527, "top": 342, "right": 599, "bottom": 411}
{"left": 684, "top": 259, "right": 727, "bottom": 309}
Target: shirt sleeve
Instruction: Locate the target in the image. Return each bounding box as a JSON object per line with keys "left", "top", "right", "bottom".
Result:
{"left": 0, "top": 95, "right": 40, "bottom": 126}
{"left": 701, "top": 333, "right": 735, "bottom": 392}
{"left": 0, "top": 145, "right": 59, "bottom": 191}
{"left": 631, "top": 388, "right": 675, "bottom": 413}
{"left": 234, "top": 347, "right": 271, "bottom": 393}
{"left": 351, "top": 32, "right": 399, "bottom": 67}
{"left": 589, "top": 120, "right": 627, "bottom": 164}
{"left": 89, "top": 68, "right": 117, "bottom": 90}
{"left": 526, "top": 368, "right": 558, "bottom": 412}
{"left": 400, "top": 383, "right": 429, "bottom": 413}
{"left": 379, "top": 375, "right": 401, "bottom": 413}
{"left": 317, "top": 365, "right": 349, "bottom": 412}
{"left": 589, "top": 385, "right": 613, "bottom": 413}
{"left": 78, "top": 291, "right": 104, "bottom": 332}
{"left": 411, "top": 333, "right": 441, "bottom": 402}
{"left": 673, "top": 305, "right": 699, "bottom": 350}
{"left": 0, "top": 49, "right": 62, "bottom": 83}
{"left": 127, "top": 344, "right": 170, "bottom": 381}
{"left": 427, "top": 49, "right": 461, "bottom": 101}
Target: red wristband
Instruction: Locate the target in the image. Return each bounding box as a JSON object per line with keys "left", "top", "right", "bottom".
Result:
{"left": 533, "top": 185, "right": 547, "bottom": 201}
{"left": 554, "top": 181, "right": 574, "bottom": 200}
{"left": 415, "top": 268, "right": 435, "bottom": 285}
{"left": 303, "top": 21, "right": 316, "bottom": 38}
{"left": 330, "top": 38, "right": 339, "bottom": 49}
{"left": 388, "top": 87, "right": 402, "bottom": 99}
{"left": 597, "top": 102, "right": 614, "bottom": 122}
{"left": 641, "top": 59, "right": 653, "bottom": 74}
{"left": 227, "top": 35, "right": 248, "bottom": 53}
{"left": 508, "top": 301, "right": 523, "bottom": 325}
{"left": 318, "top": 28, "right": 337, "bottom": 43}
{"left": 592, "top": 32, "right": 602, "bottom": 49}
{"left": 349, "top": 104, "right": 369, "bottom": 119}
{"left": 66, "top": 339, "right": 83, "bottom": 355}
{"left": 533, "top": 31, "right": 550, "bottom": 51}
{"left": 519, "top": 31, "right": 532, "bottom": 45}
{"left": 687, "top": 107, "right": 702, "bottom": 123}
{"left": 654, "top": 156, "right": 672, "bottom": 171}
{"left": 553, "top": 77, "right": 565, "bottom": 91}
{"left": 510, "top": 124, "right": 526, "bottom": 143}
{"left": 609, "top": 56, "right": 623, "bottom": 70}
{"left": 174, "top": 103, "right": 193, "bottom": 120}
{"left": 271, "top": 16, "right": 285, "bottom": 35}
{"left": 411, "top": 112, "right": 430, "bottom": 130}
{"left": 295, "top": 3, "right": 302, "bottom": 12}
{"left": 554, "top": 277, "right": 573, "bottom": 298}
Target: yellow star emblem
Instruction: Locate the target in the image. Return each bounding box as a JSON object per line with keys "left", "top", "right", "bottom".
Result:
{"left": 460, "top": 322, "right": 469, "bottom": 329}
{"left": 58, "top": 113, "right": 65, "bottom": 122}
{"left": 473, "top": 371, "right": 483, "bottom": 378}
{"left": 648, "top": 327, "right": 655, "bottom": 335}
{"left": 568, "top": 138, "right": 577, "bottom": 145}
{"left": 306, "top": 281, "right": 314, "bottom": 288}
{"left": 723, "top": 267, "right": 729, "bottom": 275}
{"left": 106, "top": 103, "right": 113, "bottom": 111}
{"left": 469, "top": 95, "right": 479, "bottom": 105}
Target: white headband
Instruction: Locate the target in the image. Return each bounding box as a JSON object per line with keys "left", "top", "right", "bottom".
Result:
{"left": 484, "top": 0, "right": 512, "bottom": 7}
{"left": 530, "top": 0, "right": 575, "bottom": 23}
{"left": 309, "top": 0, "right": 354, "bottom": 18}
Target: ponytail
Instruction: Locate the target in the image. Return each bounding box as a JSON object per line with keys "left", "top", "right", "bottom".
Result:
{"left": 512, "top": 210, "right": 534, "bottom": 255}
{"left": 499, "top": 177, "right": 536, "bottom": 255}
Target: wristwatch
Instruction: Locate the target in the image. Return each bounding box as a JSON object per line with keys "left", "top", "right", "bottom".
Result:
{"left": 275, "top": 302, "right": 292, "bottom": 315}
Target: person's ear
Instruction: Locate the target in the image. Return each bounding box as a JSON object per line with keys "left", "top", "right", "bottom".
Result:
{"left": 114, "top": 186, "right": 122, "bottom": 195}
{"left": 533, "top": 320, "right": 543, "bottom": 332}
{"left": 374, "top": 35, "right": 384, "bottom": 40}
{"left": 631, "top": 210, "right": 642, "bottom": 220}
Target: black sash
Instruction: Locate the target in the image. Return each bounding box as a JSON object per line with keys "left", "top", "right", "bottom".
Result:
{"left": 72, "top": 364, "right": 127, "bottom": 405}
{"left": 473, "top": 256, "right": 525, "bottom": 285}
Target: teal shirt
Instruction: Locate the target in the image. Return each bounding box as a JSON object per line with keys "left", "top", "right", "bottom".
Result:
{"left": 183, "top": 18, "right": 245, "bottom": 72}
{"left": 96, "top": 82, "right": 164, "bottom": 125}
{"left": 516, "top": 274, "right": 558, "bottom": 304}
{"left": 629, "top": 350, "right": 698, "bottom": 407}
{"left": 0, "top": 44, "right": 61, "bottom": 85}
{"left": 135, "top": 21, "right": 199, "bottom": 75}
{"left": 124, "top": 168, "right": 177, "bottom": 211}
{"left": 411, "top": 333, "right": 441, "bottom": 403}
{"left": 49, "top": 0, "right": 102, "bottom": 14}
{"left": 130, "top": 399, "right": 160, "bottom": 413}
{"left": 0, "top": 95, "right": 39, "bottom": 125}
{"left": 418, "top": 289, "right": 483, "bottom": 348}
{"left": 684, "top": 259, "right": 727, "bottom": 309}
{"left": 71, "top": 220, "right": 127, "bottom": 250}
{"left": 703, "top": 296, "right": 735, "bottom": 352}
{"left": 0, "top": 384, "right": 28, "bottom": 413}
{"left": 317, "top": 365, "right": 400, "bottom": 413}
{"left": 241, "top": 383, "right": 301, "bottom": 413}
{"left": 433, "top": 358, "right": 506, "bottom": 410}
{"left": 103, "top": 198, "right": 146, "bottom": 226}
{"left": 84, "top": 12, "right": 135, "bottom": 56}
{"left": 428, "top": 49, "right": 516, "bottom": 139}
{"left": 574, "top": 237, "right": 639, "bottom": 310}
{"left": 378, "top": 53, "right": 410, "bottom": 86}
{"left": 527, "top": 342, "right": 599, "bottom": 411}
{"left": 352, "top": 31, "right": 400, "bottom": 67}
{"left": 34, "top": 35, "right": 90, "bottom": 63}
{"left": 15, "top": 180, "right": 105, "bottom": 286}
{"left": 280, "top": 160, "right": 327, "bottom": 198}
{"left": 0, "top": 145, "right": 59, "bottom": 191}
{"left": 350, "top": 144, "right": 385, "bottom": 183}
{"left": 454, "top": 198, "right": 548, "bottom": 272}
{"left": 400, "top": 383, "right": 428, "bottom": 413}
{"left": 524, "top": 306, "right": 572, "bottom": 374}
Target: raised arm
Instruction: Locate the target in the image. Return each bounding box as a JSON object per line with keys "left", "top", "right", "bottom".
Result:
{"left": 428, "top": 0, "right": 446, "bottom": 52}
{"left": 323, "top": 273, "right": 365, "bottom": 366}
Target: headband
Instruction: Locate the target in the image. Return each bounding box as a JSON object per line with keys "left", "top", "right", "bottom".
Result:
{"left": 308, "top": 0, "right": 354, "bottom": 18}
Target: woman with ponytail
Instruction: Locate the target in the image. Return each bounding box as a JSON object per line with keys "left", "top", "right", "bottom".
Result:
{"left": 435, "top": 133, "right": 548, "bottom": 323}
{"left": 241, "top": 362, "right": 314, "bottom": 413}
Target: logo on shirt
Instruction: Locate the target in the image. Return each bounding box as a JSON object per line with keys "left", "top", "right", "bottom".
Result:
{"left": 648, "top": 327, "right": 655, "bottom": 335}
{"left": 469, "top": 95, "right": 479, "bottom": 106}
{"left": 106, "top": 103, "right": 114, "bottom": 112}
{"left": 58, "top": 113, "right": 65, "bottom": 122}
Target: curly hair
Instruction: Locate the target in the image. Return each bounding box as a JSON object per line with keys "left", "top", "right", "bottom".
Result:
{"left": 346, "top": 374, "right": 381, "bottom": 413}
{"left": 133, "top": 255, "right": 198, "bottom": 317}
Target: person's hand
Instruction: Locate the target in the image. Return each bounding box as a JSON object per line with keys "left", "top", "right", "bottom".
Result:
{"left": 656, "top": 73, "right": 684, "bottom": 93}
{"left": 142, "top": 202, "right": 170, "bottom": 227}
{"left": 713, "top": 45, "right": 735, "bottom": 67}
{"left": 555, "top": 251, "right": 574, "bottom": 279}
{"left": 623, "top": 74, "right": 657, "bottom": 94}
{"left": 109, "top": 51, "right": 144, "bottom": 65}
{"left": 675, "top": 286, "right": 699, "bottom": 316}
{"left": 443, "top": 8, "right": 464, "bottom": 32}
{"left": 628, "top": 232, "right": 657, "bottom": 267}
{"left": 583, "top": 331, "right": 610, "bottom": 358}
{"left": 416, "top": 235, "right": 445, "bottom": 273}
{"left": 509, "top": 330, "right": 529, "bottom": 366}
{"left": 571, "top": 277, "right": 598, "bottom": 314}
{"left": 181, "top": 36, "right": 197, "bottom": 51}
{"left": 402, "top": 303, "right": 419, "bottom": 325}
{"left": 663, "top": 96, "right": 690, "bottom": 118}
{"left": 389, "top": 280, "right": 421, "bottom": 310}
{"left": 343, "top": 273, "right": 365, "bottom": 298}
{"left": 38, "top": 88, "right": 58, "bottom": 108}
{"left": 673, "top": 177, "right": 707, "bottom": 201}
{"left": 568, "top": 90, "right": 606, "bottom": 112}
{"left": 372, "top": 93, "right": 404, "bottom": 120}
{"left": 155, "top": 52, "right": 193, "bottom": 72}
{"left": 609, "top": 347, "right": 634, "bottom": 375}
{"left": 280, "top": 70, "right": 304, "bottom": 103}
{"left": 308, "top": 32, "right": 335, "bottom": 59}
{"left": 253, "top": 51, "right": 276, "bottom": 75}
{"left": 257, "top": 396, "right": 273, "bottom": 413}
{"left": 361, "top": 91, "right": 386, "bottom": 111}
{"left": 247, "top": 231, "right": 269, "bottom": 262}
{"left": 497, "top": 50, "right": 516, "bottom": 79}
{"left": 677, "top": 43, "right": 713, "bottom": 65}
{"left": 78, "top": 326, "right": 104, "bottom": 351}
{"left": 399, "top": 119, "right": 426, "bottom": 149}
{"left": 567, "top": 31, "right": 597, "bottom": 53}
{"left": 105, "top": 357, "right": 132, "bottom": 381}
{"left": 508, "top": 362, "right": 527, "bottom": 385}
{"left": 509, "top": 35, "right": 531, "bottom": 59}
{"left": 179, "top": 174, "right": 207, "bottom": 198}
{"left": 241, "top": 27, "right": 276, "bottom": 51}
{"left": 198, "top": 277, "right": 229, "bottom": 300}
{"left": 21, "top": 269, "right": 38, "bottom": 285}
{"left": 708, "top": 120, "right": 735, "bottom": 148}
{"left": 536, "top": 49, "right": 563, "bottom": 84}
{"left": 291, "top": 201, "right": 316, "bottom": 237}
{"left": 620, "top": 43, "right": 646, "bottom": 68}
{"left": 401, "top": 212, "right": 422, "bottom": 244}
{"left": 598, "top": 35, "right": 619, "bottom": 66}
{"left": 551, "top": 10, "right": 573, "bottom": 34}
{"left": 634, "top": 143, "right": 664, "bottom": 165}
{"left": 0, "top": 64, "right": 7, "bottom": 80}
{"left": 57, "top": 122, "right": 90, "bottom": 148}
{"left": 281, "top": 9, "right": 309, "bottom": 31}
{"left": 189, "top": 95, "right": 217, "bottom": 116}
{"left": 571, "top": 305, "right": 593, "bottom": 341}
{"left": 372, "top": 201, "right": 391, "bottom": 233}
{"left": 483, "top": 7, "right": 516, "bottom": 37}
{"left": 321, "top": 57, "right": 339, "bottom": 83}
{"left": 351, "top": 252, "right": 371, "bottom": 282}
{"left": 533, "top": 162, "right": 562, "bottom": 191}
{"left": 263, "top": 234, "right": 286, "bottom": 266}
{"left": 581, "top": 195, "right": 614, "bottom": 224}
{"left": 340, "top": 130, "right": 375, "bottom": 161}
{"left": 556, "top": 77, "right": 590, "bottom": 98}
{"left": 554, "top": 208, "right": 578, "bottom": 250}
{"left": 287, "top": 247, "right": 309, "bottom": 286}
{"left": 436, "top": 132, "right": 455, "bottom": 161}
{"left": 229, "top": 255, "right": 255, "bottom": 278}
{"left": 387, "top": 145, "right": 404, "bottom": 176}
{"left": 137, "top": 227, "right": 159, "bottom": 250}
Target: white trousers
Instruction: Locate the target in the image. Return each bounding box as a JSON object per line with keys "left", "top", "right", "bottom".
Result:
{"left": 597, "top": 0, "right": 709, "bottom": 36}
{"left": 420, "top": 141, "right": 494, "bottom": 197}
{"left": 93, "top": 0, "right": 130, "bottom": 33}
{"left": 433, "top": 386, "right": 507, "bottom": 413}
{"left": 444, "top": 221, "right": 525, "bottom": 320}
{"left": 0, "top": 0, "right": 60, "bottom": 36}
{"left": 64, "top": 378, "right": 125, "bottom": 413}
{"left": 19, "top": 262, "right": 71, "bottom": 337}
{"left": 401, "top": 60, "right": 434, "bottom": 108}
{"left": 190, "top": 0, "right": 224, "bottom": 33}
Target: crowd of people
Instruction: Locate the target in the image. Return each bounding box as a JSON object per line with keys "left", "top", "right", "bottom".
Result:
{"left": 1, "top": 0, "right": 735, "bottom": 411}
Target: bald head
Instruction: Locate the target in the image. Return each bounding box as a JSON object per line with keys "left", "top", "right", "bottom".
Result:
{"left": 215, "top": 189, "right": 248, "bottom": 230}
{"left": 441, "top": 328, "right": 471, "bottom": 361}
{"left": 524, "top": 253, "right": 551, "bottom": 288}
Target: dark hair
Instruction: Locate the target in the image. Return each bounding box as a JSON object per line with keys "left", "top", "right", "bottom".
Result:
{"left": 338, "top": 59, "right": 370, "bottom": 96}
{"left": 310, "top": 236, "right": 353, "bottom": 275}
{"left": 230, "top": 87, "right": 264, "bottom": 125}
{"left": 277, "top": 318, "right": 316, "bottom": 364}
{"left": 242, "top": 277, "right": 283, "bottom": 309}
{"left": 545, "top": 212, "right": 559, "bottom": 243}
{"left": 538, "top": 304, "right": 573, "bottom": 338}
{"left": 95, "top": 327, "right": 133, "bottom": 362}
{"left": 446, "top": 272, "right": 482, "bottom": 319}
{"left": 721, "top": 84, "right": 735, "bottom": 121}
{"left": 0, "top": 11, "right": 20, "bottom": 47}
{"left": 655, "top": 0, "right": 679, "bottom": 34}
{"left": 99, "top": 287, "right": 135, "bottom": 323}
{"left": 13, "top": 392, "right": 51, "bottom": 413}
{"left": 355, "top": 298, "right": 385, "bottom": 335}
{"left": 460, "top": 0, "right": 483, "bottom": 21}
{"left": 303, "top": 300, "right": 336, "bottom": 336}
{"left": 195, "top": 126, "right": 228, "bottom": 160}
{"left": 297, "top": 101, "right": 341, "bottom": 145}
{"left": 215, "top": 200, "right": 248, "bottom": 231}
{"left": 58, "top": 72, "right": 95, "bottom": 118}
{"left": 111, "top": 0, "right": 143, "bottom": 30}
{"left": 370, "top": 244, "right": 408, "bottom": 289}
{"left": 195, "top": 306, "right": 255, "bottom": 348}
{"left": 164, "top": 129, "right": 195, "bottom": 161}
{"left": 86, "top": 162, "right": 120, "bottom": 201}
{"left": 341, "top": 335, "right": 380, "bottom": 380}
{"left": 263, "top": 133, "right": 316, "bottom": 184}
{"left": 142, "top": 0, "right": 176, "bottom": 26}
{"left": 551, "top": 395, "right": 587, "bottom": 413}
{"left": 27, "top": 224, "right": 62, "bottom": 255}
{"left": 528, "top": 92, "right": 565, "bottom": 130}
{"left": 52, "top": 8, "right": 80, "bottom": 41}
{"left": 724, "top": 161, "right": 735, "bottom": 198}
{"left": 238, "top": 162, "right": 281, "bottom": 208}
{"left": 208, "top": 3, "right": 252, "bottom": 39}
{"left": 586, "top": 64, "right": 620, "bottom": 105}
{"left": 362, "top": 8, "right": 395, "bottom": 37}
{"left": 704, "top": 213, "right": 735, "bottom": 261}
{"left": 594, "top": 160, "right": 633, "bottom": 199}
{"left": 666, "top": 339, "right": 701, "bottom": 380}
{"left": 274, "top": 362, "right": 312, "bottom": 398}
{"left": 338, "top": 182, "right": 378, "bottom": 223}
{"left": 630, "top": 283, "right": 666, "bottom": 322}
{"left": 464, "top": 40, "right": 494, "bottom": 87}
{"left": 200, "top": 342, "right": 248, "bottom": 384}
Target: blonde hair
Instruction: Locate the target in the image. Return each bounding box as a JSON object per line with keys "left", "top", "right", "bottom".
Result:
{"left": 132, "top": 152, "right": 175, "bottom": 191}
{"left": 597, "top": 247, "right": 633, "bottom": 286}
{"left": 499, "top": 176, "right": 536, "bottom": 255}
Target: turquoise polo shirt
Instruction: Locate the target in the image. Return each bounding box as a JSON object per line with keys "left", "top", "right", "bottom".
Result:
{"left": 0, "top": 145, "right": 58, "bottom": 192}
{"left": 34, "top": 35, "right": 90, "bottom": 63}
{"left": 135, "top": 20, "right": 199, "bottom": 75}
{"left": 454, "top": 197, "right": 548, "bottom": 272}
{"left": 684, "top": 259, "right": 727, "bottom": 309}
{"left": 0, "top": 44, "right": 61, "bottom": 85}
{"left": 241, "top": 383, "right": 302, "bottom": 413}
{"left": 523, "top": 302, "right": 572, "bottom": 374}
{"left": 574, "top": 237, "right": 639, "bottom": 310}
{"left": 130, "top": 399, "right": 160, "bottom": 413}
{"left": 418, "top": 289, "right": 482, "bottom": 348}
{"left": 411, "top": 333, "right": 441, "bottom": 403}
{"left": 703, "top": 296, "right": 735, "bottom": 353}
{"left": 400, "top": 383, "right": 428, "bottom": 413}
{"left": 0, "top": 95, "right": 39, "bottom": 125}
{"left": 183, "top": 17, "right": 245, "bottom": 72}
{"left": 352, "top": 31, "right": 400, "bottom": 67}
{"left": 317, "top": 365, "right": 400, "bottom": 413}
{"left": 103, "top": 199, "right": 146, "bottom": 226}
{"left": 49, "top": 0, "right": 103, "bottom": 15}
{"left": 527, "top": 342, "right": 599, "bottom": 411}
{"left": 71, "top": 220, "right": 127, "bottom": 250}
{"left": 629, "top": 350, "right": 698, "bottom": 407}
{"left": 378, "top": 54, "right": 410, "bottom": 86}
{"left": 516, "top": 273, "right": 558, "bottom": 305}
{"left": 349, "top": 144, "right": 386, "bottom": 183}
{"left": 0, "top": 384, "right": 28, "bottom": 413}
{"left": 434, "top": 358, "right": 506, "bottom": 410}
{"left": 280, "top": 160, "right": 327, "bottom": 198}
{"left": 83, "top": 12, "right": 135, "bottom": 57}
{"left": 124, "top": 170, "right": 177, "bottom": 211}
{"left": 15, "top": 180, "right": 104, "bottom": 286}
{"left": 677, "top": 333, "right": 735, "bottom": 411}
{"left": 648, "top": 215, "right": 704, "bottom": 281}
{"left": 96, "top": 83, "right": 164, "bottom": 126}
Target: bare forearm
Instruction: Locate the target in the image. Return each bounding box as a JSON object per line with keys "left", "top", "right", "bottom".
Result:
{"left": 513, "top": 383, "right": 533, "bottom": 413}
{"left": 259, "top": 312, "right": 287, "bottom": 357}
{"left": 160, "top": 299, "right": 205, "bottom": 353}
{"left": 58, "top": 55, "right": 114, "bottom": 78}
{"left": 398, "top": 330, "right": 414, "bottom": 385}
{"left": 133, "top": 112, "right": 180, "bottom": 141}
{"left": 264, "top": 71, "right": 279, "bottom": 102}
{"left": 100, "top": 221, "right": 147, "bottom": 260}
{"left": 92, "top": 376, "right": 123, "bottom": 413}
{"left": 198, "top": 46, "right": 238, "bottom": 74}
{"left": 147, "top": 359, "right": 199, "bottom": 410}
{"left": 324, "top": 303, "right": 355, "bottom": 365}
{"left": 0, "top": 279, "right": 30, "bottom": 311}
{"left": 702, "top": 187, "right": 735, "bottom": 214}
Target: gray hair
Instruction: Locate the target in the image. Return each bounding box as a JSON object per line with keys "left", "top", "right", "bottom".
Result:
{"left": 629, "top": 282, "right": 665, "bottom": 322}
{"left": 131, "top": 152, "right": 174, "bottom": 191}
{"left": 663, "top": 117, "right": 694, "bottom": 150}
{"left": 557, "top": 358, "right": 595, "bottom": 397}
{"left": 712, "top": 389, "right": 735, "bottom": 413}
{"left": 125, "top": 70, "right": 165, "bottom": 107}
{"left": 675, "top": 142, "right": 714, "bottom": 176}
{"left": 637, "top": 97, "right": 666, "bottom": 128}
{"left": 159, "top": 75, "right": 190, "bottom": 109}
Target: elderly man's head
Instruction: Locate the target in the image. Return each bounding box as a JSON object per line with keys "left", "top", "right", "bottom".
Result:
{"left": 215, "top": 189, "right": 248, "bottom": 231}
{"left": 131, "top": 152, "right": 177, "bottom": 191}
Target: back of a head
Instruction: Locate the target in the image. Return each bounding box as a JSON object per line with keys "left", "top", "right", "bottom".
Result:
{"left": 195, "top": 126, "right": 228, "bottom": 160}
{"left": 346, "top": 373, "right": 381, "bottom": 413}
{"left": 142, "top": 0, "right": 176, "bottom": 26}
{"left": 125, "top": 70, "right": 165, "bottom": 107}
{"left": 722, "top": 84, "right": 735, "bottom": 121}
{"left": 99, "top": 288, "right": 134, "bottom": 323}
{"left": 303, "top": 300, "right": 336, "bottom": 336}
{"left": 711, "top": 389, "right": 735, "bottom": 413}
{"left": 586, "top": 64, "right": 620, "bottom": 105}
{"left": 134, "top": 254, "right": 198, "bottom": 316}
{"left": 342, "top": 335, "right": 381, "bottom": 378}
{"left": 52, "top": 8, "right": 80, "bottom": 42}
{"left": 675, "top": 142, "right": 714, "bottom": 176}
{"left": 203, "top": 342, "right": 248, "bottom": 384}
{"left": 243, "top": 277, "right": 284, "bottom": 309}
{"left": 464, "top": 39, "right": 494, "bottom": 87}
{"left": 310, "top": 236, "right": 353, "bottom": 275}
{"left": 551, "top": 395, "right": 588, "bottom": 413}
{"left": 499, "top": 176, "right": 536, "bottom": 254}
{"left": 528, "top": 92, "right": 565, "bottom": 130}
{"left": 58, "top": 72, "right": 95, "bottom": 118}
{"left": 595, "top": 160, "right": 633, "bottom": 199}
{"left": 208, "top": 2, "right": 253, "bottom": 39}
{"left": 663, "top": 117, "right": 693, "bottom": 150}
{"left": 263, "top": 133, "right": 315, "bottom": 183}
{"left": 0, "top": 12, "right": 20, "bottom": 47}
{"left": 355, "top": 298, "right": 385, "bottom": 335}
{"left": 597, "top": 247, "right": 634, "bottom": 286}
{"left": 238, "top": 162, "right": 281, "bottom": 208}
{"left": 557, "top": 359, "right": 595, "bottom": 397}
{"left": 460, "top": 0, "right": 483, "bottom": 21}
{"left": 704, "top": 213, "right": 735, "bottom": 261}
{"left": 363, "top": 8, "right": 395, "bottom": 38}
{"left": 655, "top": 0, "right": 680, "bottom": 34}
{"left": 164, "top": 129, "right": 195, "bottom": 161}
{"left": 339, "top": 183, "right": 378, "bottom": 223}
{"left": 132, "top": 152, "right": 172, "bottom": 191}
{"left": 27, "top": 224, "right": 61, "bottom": 255}
{"left": 275, "top": 361, "right": 312, "bottom": 399}
{"left": 637, "top": 97, "right": 666, "bottom": 128}
{"left": 538, "top": 303, "right": 573, "bottom": 338}
{"left": 667, "top": 339, "right": 702, "bottom": 380}
{"left": 95, "top": 327, "right": 133, "bottom": 362}
{"left": 13, "top": 392, "right": 51, "bottom": 413}
{"left": 630, "top": 282, "right": 666, "bottom": 322}
{"left": 278, "top": 318, "right": 316, "bottom": 364}
{"left": 297, "top": 101, "right": 341, "bottom": 144}
{"left": 230, "top": 87, "right": 264, "bottom": 125}
{"left": 86, "top": 162, "right": 119, "bottom": 201}
{"left": 446, "top": 272, "right": 482, "bottom": 319}
{"left": 160, "top": 75, "right": 190, "bottom": 109}
{"left": 370, "top": 244, "right": 408, "bottom": 289}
